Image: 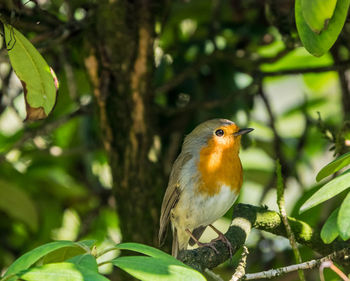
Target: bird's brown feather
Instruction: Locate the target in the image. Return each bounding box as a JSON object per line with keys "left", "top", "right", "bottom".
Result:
{"left": 158, "top": 152, "right": 192, "bottom": 247}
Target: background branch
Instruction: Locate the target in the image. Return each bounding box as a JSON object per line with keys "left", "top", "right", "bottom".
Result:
{"left": 244, "top": 248, "right": 350, "bottom": 280}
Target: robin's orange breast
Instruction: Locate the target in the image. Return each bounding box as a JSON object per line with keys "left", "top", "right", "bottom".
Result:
{"left": 197, "top": 137, "right": 243, "bottom": 196}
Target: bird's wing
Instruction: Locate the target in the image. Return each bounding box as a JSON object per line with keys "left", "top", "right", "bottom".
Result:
{"left": 158, "top": 152, "right": 192, "bottom": 246}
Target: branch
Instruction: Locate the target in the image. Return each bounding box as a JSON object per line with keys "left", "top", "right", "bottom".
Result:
{"left": 244, "top": 248, "right": 350, "bottom": 280}
{"left": 230, "top": 246, "right": 249, "bottom": 281}
{"left": 319, "top": 260, "right": 350, "bottom": 281}
{"left": 162, "top": 83, "right": 258, "bottom": 117}
{"left": 179, "top": 204, "right": 350, "bottom": 272}
{"left": 0, "top": 104, "right": 92, "bottom": 162}
{"left": 204, "top": 268, "right": 224, "bottom": 281}
{"left": 155, "top": 48, "right": 289, "bottom": 94}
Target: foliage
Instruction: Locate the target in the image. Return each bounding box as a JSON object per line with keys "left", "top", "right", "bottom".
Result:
{"left": 2, "top": 22, "right": 58, "bottom": 120}
{"left": 296, "top": 0, "right": 350, "bottom": 56}
{"left": 0, "top": 0, "right": 350, "bottom": 280}
{"left": 0, "top": 241, "right": 205, "bottom": 281}
{"left": 301, "top": 152, "right": 350, "bottom": 243}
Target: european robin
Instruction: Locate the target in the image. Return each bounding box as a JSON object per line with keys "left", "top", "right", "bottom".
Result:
{"left": 159, "top": 119, "right": 253, "bottom": 257}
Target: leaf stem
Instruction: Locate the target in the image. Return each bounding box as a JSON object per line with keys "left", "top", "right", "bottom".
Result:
{"left": 97, "top": 247, "right": 119, "bottom": 258}
{"left": 276, "top": 159, "right": 306, "bottom": 281}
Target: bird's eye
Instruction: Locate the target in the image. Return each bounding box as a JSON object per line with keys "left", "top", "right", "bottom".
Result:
{"left": 215, "top": 129, "right": 224, "bottom": 137}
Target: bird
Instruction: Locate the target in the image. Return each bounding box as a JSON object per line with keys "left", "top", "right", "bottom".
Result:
{"left": 159, "top": 118, "right": 253, "bottom": 258}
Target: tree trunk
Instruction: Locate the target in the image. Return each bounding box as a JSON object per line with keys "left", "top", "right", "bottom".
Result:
{"left": 86, "top": 0, "right": 163, "bottom": 247}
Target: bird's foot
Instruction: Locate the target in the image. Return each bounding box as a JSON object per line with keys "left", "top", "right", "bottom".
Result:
{"left": 185, "top": 229, "right": 219, "bottom": 254}
{"left": 209, "top": 224, "right": 233, "bottom": 260}
{"left": 195, "top": 241, "right": 220, "bottom": 254}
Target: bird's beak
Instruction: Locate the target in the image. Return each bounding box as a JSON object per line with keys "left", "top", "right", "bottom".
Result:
{"left": 233, "top": 128, "right": 254, "bottom": 136}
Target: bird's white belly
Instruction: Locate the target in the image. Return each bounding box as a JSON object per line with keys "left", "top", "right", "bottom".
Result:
{"left": 192, "top": 185, "right": 238, "bottom": 227}
{"left": 173, "top": 184, "right": 238, "bottom": 231}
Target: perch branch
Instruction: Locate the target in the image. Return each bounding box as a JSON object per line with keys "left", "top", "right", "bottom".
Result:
{"left": 179, "top": 204, "right": 350, "bottom": 272}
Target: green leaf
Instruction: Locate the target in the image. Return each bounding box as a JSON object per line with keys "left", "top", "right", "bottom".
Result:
{"left": 338, "top": 192, "right": 350, "bottom": 240}
{"left": 18, "top": 262, "right": 109, "bottom": 281}
{"left": 116, "top": 243, "right": 184, "bottom": 266}
{"left": 316, "top": 151, "right": 350, "bottom": 181}
{"left": 112, "top": 256, "right": 206, "bottom": 281}
{"left": 2, "top": 23, "right": 58, "bottom": 120}
{"left": 301, "top": 0, "right": 337, "bottom": 33}
{"left": 260, "top": 47, "right": 333, "bottom": 72}
{"left": 67, "top": 254, "right": 98, "bottom": 273}
{"left": 300, "top": 169, "right": 350, "bottom": 213}
{"left": 41, "top": 247, "right": 87, "bottom": 265}
{"left": 295, "top": 0, "right": 350, "bottom": 56}
{"left": 0, "top": 180, "right": 38, "bottom": 231}
{"left": 3, "top": 241, "right": 90, "bottom": 278}
{"left": 321, "top": 208, "right": 340, "bottom": 243}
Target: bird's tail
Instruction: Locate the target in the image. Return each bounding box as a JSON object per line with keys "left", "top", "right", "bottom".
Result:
{"left": 172, "top": 228, "right": 179, "bottom": 258}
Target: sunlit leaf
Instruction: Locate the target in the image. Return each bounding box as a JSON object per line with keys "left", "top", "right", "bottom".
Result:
{"left": 3, "top": 241, "right": 90, "bottom": 277}
{"left": 295, "top": 0, "right": 350, "bottom": 56}
{"left": 316, "top": 151, "right": 350, "bottom": 181}
{"left": 42, "top": 246, "right": 86, "bottom": 265}
{"left": 67, "top": 254, "right": 98, "bottom": 273}
{"left": 2, "top": 23, "right": 58, "bottom": 120}
{"left": 260, "top": 48, "right": 333, "bottom": 72}
{"left": 300, "top": 169, "right": 350, "bottom": 213}
{"left": 18, "top": 262, "right": 109, "bottom": 281}
{"left": 116, "top": 243, "right": 184, "bottom": 266}
{"left": 0, "top": 180, "right": 38, "bottom": 231}
{"left": 301, "top": 0, "right": 337, "bottom": 34}
{"left": 321, "top": 208, "right": 339, "bottom": 243}
{"left": 112, "top": 256, "right": 206, "bottom": 281}
{"left": 338, "top": 192, "right": 350, "bottom": 240}
{"left": 42, "top": 241, "right": 95, "bottom": 265}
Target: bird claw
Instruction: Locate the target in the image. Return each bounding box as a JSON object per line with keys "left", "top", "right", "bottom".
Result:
{"left": 209, "top": 224, "right": 233, "bottom": 260}
{"left": 194, "top": 240, "right": 219, "bottom": 254}
{"left": 211, "top": 232, "right": 233, "bottom": 260}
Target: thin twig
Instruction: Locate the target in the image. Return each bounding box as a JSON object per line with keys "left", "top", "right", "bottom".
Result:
{"left": 230, "top": 246, "right": 249, "bottom": 281}
{"left": 319, "top": 260, "right": 350, "bottom": 281}
{"left": 244, "top": 248, "right": 350, "bottom": 280}
{"left": 276, "top": 159, "right": 305, "bottom": 281}
{"left": 204, "top": 268, "right": 224, "bottom": 281}
{"left": 0, "top": 104, "right": 91, "bottom": 162}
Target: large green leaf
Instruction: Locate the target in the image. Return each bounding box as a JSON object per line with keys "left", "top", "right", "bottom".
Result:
{"left": 316, "top": 151, "right": 350, "bottom": 181}
{"left": 338, "top": 192, "right": 350, "bottom": 240}
{"left": 299, "top": 169, "right": 350, "bottom": 213}
{"left": 116, "top": 243, "right": 184, "bottom": 266}
{"left": 0, "top": 180, "right": 38, "bottom": 231}
{"left": 301, "top": 0, "right": 337, "bottom": 33}
{"left": 295, "top": 0, "right": 350, "bottom": 56}
{"left": 3, "top": 241, "right": 90, "bottom": 278}
{"left": 112, "top": 256, "right": 206, "bottom": 281}
{"left": 321, "top": 208, "right": 340, "bottom": 244}
{"left": 260, "top": 47, "right": 333, "bottom": 72}
{"left": 67, "top": 254, "right": 98, "bottom": 273}
{"left": 18, "top": 262, "right": 109, "bottom": 281}
{"left": 3, "top": 23, "right": 58, "bottom": 120}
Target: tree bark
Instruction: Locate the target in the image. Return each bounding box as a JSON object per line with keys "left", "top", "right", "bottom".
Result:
{"left": 86, "top": 0, "right": 162, "bottom": 247}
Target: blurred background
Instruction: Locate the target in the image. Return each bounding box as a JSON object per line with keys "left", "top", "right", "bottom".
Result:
{"left": 0, "top": 0, "right": 349, "bottom": 280}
